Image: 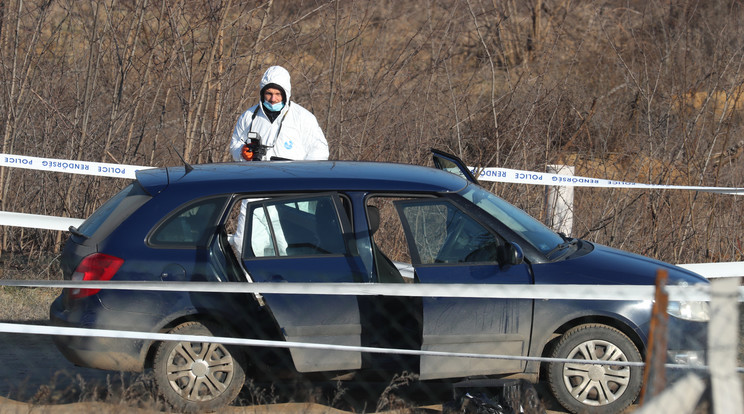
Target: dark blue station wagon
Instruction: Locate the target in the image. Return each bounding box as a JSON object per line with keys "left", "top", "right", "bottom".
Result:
{"left": 50, "top": 151, "right": 709, "bottom": 414}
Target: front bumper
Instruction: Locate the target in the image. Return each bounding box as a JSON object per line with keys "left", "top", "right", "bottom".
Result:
{"left": 665, "top": 315, "right": 708, "bottom": 368}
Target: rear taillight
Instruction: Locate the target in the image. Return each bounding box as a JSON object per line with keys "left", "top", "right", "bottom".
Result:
{"left": 69, "top": 253, "right": 124, "bottom": 300}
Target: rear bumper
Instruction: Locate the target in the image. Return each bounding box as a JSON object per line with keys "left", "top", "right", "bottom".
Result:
{"left": 51, "top": 334, "right": 143, "bottom": 372}
{"left": 49, "top": 296, "right": 148, "bottom": 372}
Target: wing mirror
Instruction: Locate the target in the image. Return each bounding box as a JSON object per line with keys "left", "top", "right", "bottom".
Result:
{"left": 499, "top": 242, "right": 524, "bottom": 268}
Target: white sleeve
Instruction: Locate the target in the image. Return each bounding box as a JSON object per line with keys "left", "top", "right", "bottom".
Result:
{"left": 230, "top": 107, "right": 256, "bottom": 161}
{"left": 303, "top": 113, "right": 329, "bottom": 160}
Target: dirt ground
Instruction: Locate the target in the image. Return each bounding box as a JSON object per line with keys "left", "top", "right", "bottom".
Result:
{"left": 3, "top": 298, "right": 741, "bottom": 413}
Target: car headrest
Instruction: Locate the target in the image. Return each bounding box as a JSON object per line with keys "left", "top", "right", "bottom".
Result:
{"left": 367, "top": 205, "right": 380, "bottom": 235}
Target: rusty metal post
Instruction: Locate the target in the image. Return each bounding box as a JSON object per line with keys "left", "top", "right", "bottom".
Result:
{"left": 639, "top": 269, "right": 669, "bottom": 405}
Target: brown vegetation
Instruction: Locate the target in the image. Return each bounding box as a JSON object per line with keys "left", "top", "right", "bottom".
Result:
{"left": 0, "top": 0, "right": 742, "bottom": 265}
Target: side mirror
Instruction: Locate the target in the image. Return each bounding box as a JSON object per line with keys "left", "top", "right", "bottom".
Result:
{"left": 499, "top": 242, "right": 524, "bottom": 268}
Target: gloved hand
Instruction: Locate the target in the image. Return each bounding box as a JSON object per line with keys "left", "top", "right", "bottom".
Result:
{"left": 241, "top": 144, "right": 254, "bottom": 161}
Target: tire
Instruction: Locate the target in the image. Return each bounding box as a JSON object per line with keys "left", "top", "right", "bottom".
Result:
{"left": 153, "top": 321, "right": 246, "bottom": 413}
{"left": 547, "top": 324, "right": 642, "bottom": 414}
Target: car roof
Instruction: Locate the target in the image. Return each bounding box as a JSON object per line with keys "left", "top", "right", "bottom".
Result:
{"left": 136, "top": 160, "right": 470, "bottom": 197}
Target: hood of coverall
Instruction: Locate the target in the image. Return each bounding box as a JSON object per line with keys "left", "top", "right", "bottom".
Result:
{"left": 260, "top": 66, "right": 292, "bottom": 103}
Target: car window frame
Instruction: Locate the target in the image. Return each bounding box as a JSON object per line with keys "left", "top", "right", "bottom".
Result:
{"left": 393, "top": 196, "right": 505, "bottom": 266}
{"left": 146, "top": 195, "right": 231, "bottom": 249}
{"left": 240, "top": 192, "right": 354, "bottom": 260}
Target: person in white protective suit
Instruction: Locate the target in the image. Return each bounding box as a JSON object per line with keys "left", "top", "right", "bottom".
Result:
{"left": 230, "top": 65, "right": 328, "bottom": 162}
{"left": 229, "top": 65, "right": 329, "bottom": 253}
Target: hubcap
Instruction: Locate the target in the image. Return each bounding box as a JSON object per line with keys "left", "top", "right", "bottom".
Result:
{"left": 562, "top": 339, "right": 631, "bottom": 406}
{"left": 166, "top": 341, "right": 235, "bottom": 402}
{"left": 191, "top": 359, "right": 209, "bottom": 377}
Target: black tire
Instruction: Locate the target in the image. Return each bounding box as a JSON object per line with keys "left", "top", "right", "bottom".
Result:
{"left": 153, "top": 321, "right": 246, "bottom": 413}
{"left": 547, "top": 324, "right": 642, "bottom": 414}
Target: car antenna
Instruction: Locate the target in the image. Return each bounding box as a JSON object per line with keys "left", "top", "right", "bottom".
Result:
{"left": 171, "top": 145, "right": 193, "bottom": 174}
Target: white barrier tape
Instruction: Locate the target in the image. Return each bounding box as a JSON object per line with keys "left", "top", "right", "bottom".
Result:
{"left": 0, "top": 212, "right": 84, "bottom": 231}
{"left": 1, "top": 279, "right": 736, "bottom": 302}
{"left": 0, "top": 153, "right": 151, "bottom": 179}
{"left": 470, "top": 166, "right": 744, "bottom": 195}
{"left": 2, "top": 152, "right": 741, "bottom": 194}
{"left": 678, "top": 262, "right": 744, "bottom": 278}
{"left": 0, "top": 322, "right": 723, "bottom": 371}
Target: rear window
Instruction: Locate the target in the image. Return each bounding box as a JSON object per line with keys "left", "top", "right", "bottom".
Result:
{"left": 76, "top": 182, "right": 151, "bottom": 238}
{"left": 149, "top": 197, "right": 227, "bottom": 247}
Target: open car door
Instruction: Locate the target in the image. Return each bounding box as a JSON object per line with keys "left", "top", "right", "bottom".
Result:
{"left": 239, "top": 193, "right": 366, "bottom": 373}
{"left": 431, "top": 148, "right": 479, "bottom": 184}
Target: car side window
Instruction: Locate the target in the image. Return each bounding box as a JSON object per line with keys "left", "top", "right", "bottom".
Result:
{"left": 246, "top": 195, "right": 347, "bottom": 258}
{"left": 396, "top": 199, "right": 501, "bottom": 265}
{"left": 149, "top": 197, "right": 226, "bottom": 247}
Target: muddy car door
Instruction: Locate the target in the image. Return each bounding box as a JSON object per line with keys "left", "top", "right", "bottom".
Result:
{"left": 238, "top": 193, "right": 367, "bottom": 373}
{"left": 394, "top": 197, "right": 534, "bottom": 380}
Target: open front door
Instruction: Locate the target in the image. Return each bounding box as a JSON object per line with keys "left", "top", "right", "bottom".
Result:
{"left": 239, "top": 193, "right": 366, "bottom": 373}
{"left": 431, "top": 148, "right": 479, "bottom": 184}
{"left": 394, "top": 197, "right": 533, "bottom": 380}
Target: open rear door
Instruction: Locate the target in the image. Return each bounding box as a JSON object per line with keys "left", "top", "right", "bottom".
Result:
{"left": 431, "top": 148, "right": 478, "bottom": 184}
{"left": 240, "top": 194, "right": 365, "bottom": 373}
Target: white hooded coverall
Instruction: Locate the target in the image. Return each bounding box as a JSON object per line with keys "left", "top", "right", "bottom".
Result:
{"left": 229, "top": 66, "right": 329, "bottom": 253}
{"left": 230, "top": 65, "right": 328, "bottom": 162}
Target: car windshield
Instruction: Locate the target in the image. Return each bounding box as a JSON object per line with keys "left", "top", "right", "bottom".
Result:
{"left": 460, "top": 184, "right": 564, "bottom": 256}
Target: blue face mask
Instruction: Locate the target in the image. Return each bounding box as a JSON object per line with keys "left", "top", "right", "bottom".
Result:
{"left": 263, "top": 101, "right": 284, "bottom": 112}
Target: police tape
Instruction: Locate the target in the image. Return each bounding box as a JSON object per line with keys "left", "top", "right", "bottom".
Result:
{"left": 1, "top": 321, "right": 720, "bottom": 371}
{"left": 2, "top": 152, "right": 743, "bottom": 194}
{"left": 471, "top": 166, "right": 744, "bottom": 195}
{"left": 0, "top": 153, "right": 151, "bottom": 179}
{"left": 0, "top": 279, "right": 739, "bottom": 302}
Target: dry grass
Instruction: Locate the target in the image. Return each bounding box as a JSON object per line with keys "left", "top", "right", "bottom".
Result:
{"left": 0, "top": 252, "right": 63, "bottom": 321}
{"left": 1, "top": 369, "right": 439, "bottom": 414}
{"left": 0, "top": 1, "right": 743, "bottom": 266}
{"left": 0, "top": 287, "right": 60, "bottom": 321}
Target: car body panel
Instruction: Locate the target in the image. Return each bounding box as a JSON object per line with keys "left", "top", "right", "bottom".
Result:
{"left": 136, "top": 162, "right": 470, "bottom": 199}
{"left": 390, "top": 196, "right": 534, "bottom": 379}
{"left": 415, "top": 264, "right": 533, "bottom": 379}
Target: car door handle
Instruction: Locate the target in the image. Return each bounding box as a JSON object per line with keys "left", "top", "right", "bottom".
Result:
{"left": 270, "top": 274, "right": 286, "bottom": 282}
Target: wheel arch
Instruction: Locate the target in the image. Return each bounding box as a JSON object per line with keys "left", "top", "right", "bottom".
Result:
{"left": 142, "top": 308, "right": 282, "bottom": 370}
{"left": 537, "top": 314, "right": 647, "bottom": 378}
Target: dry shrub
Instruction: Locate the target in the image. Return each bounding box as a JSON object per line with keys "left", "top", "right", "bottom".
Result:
{"left": 0, "top": 0, "right": 741, "bottom": 264}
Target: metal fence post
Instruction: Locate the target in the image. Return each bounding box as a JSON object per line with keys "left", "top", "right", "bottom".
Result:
{"left": 709, "top": 277, "right": 743, "bottom": 414}
{"left": 640, "top": 269, "right": 669, "bottom": 404}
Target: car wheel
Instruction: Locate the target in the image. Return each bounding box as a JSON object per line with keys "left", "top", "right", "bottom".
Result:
{"left": 153, "top": 321, "right": 246, "bottom": 413}
{"left": 547, "top": 324, "right": 642, "bottom": 414}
